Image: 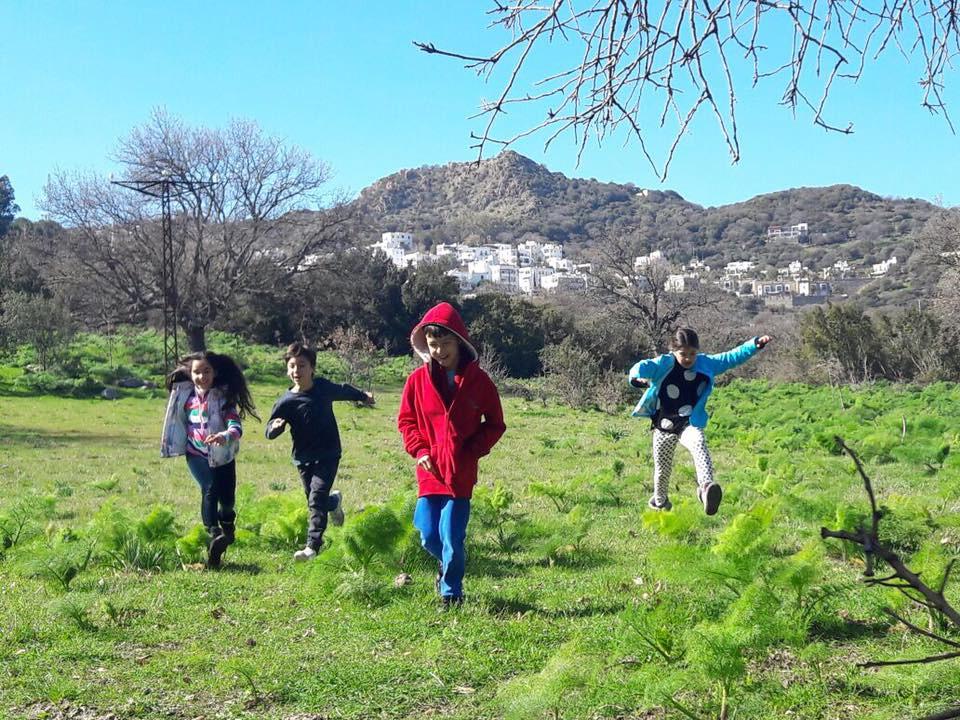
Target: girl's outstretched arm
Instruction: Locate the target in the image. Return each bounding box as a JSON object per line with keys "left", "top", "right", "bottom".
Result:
{"left": 706, "top": 336, "right": 771, "bottom": 374}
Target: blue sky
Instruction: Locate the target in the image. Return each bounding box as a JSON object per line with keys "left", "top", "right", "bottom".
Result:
{"left": 2, "top": 1, "right": 958, "bottom": 220}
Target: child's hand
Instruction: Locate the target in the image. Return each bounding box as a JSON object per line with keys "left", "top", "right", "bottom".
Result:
{"left": 756, "top": 335, "right": 773, "bottom": 349}
{"left": 268, "top": 418, "right": 286, "bottom": 432}
{"left": 204, "top": 432, "right": 229, "bottom": 446}
{"left": 417, "top": 454, "right": 436, "bottom": 476}
{"left": 361, "top": 391, "right": 375, "bottom": 407}
{"left": 630, "top": 377, "right": 650, "bottom": 389}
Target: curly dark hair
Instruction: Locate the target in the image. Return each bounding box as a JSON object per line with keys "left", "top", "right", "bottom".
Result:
{"left": 166, "top": 351, "right": 260, "bottom": 420}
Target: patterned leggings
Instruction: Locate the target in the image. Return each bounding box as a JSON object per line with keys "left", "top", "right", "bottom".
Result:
{"left": 652, "top": 426, "right": 715, "bottom": 505}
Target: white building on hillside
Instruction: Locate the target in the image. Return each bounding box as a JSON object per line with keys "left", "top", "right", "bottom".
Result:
{"left": 467, "top": 260, "right": 492, "bottom": 284}
{"left": 489, "top": 264, "right": 519, "bottom": 290}
{"left": 542, "top": 273, "right": 587, "bottom": 293}
{"left": 371, "top": 231, "right": 416, "bottom": 268}
{"left": 634, "top": 250, "right": 665, "bottom": 269}
{"left": 381, "top": 231, "right": 414, "bottom": 249}
{"left": 872, "top": 256, "right": 898, "bottom": 276}
{"left": 519, "top": 266, "right": 542, "bottom": 294}
{"left": 435, "top": 243, "right": 459, "bottom": 258}
{"left": 665, "top": 274, "right": 701, "bottom": 293}
{"left": 541, "top": 243, "right": 563, "bottom": 262}
{"left": 725, "top": 260, "right": 755, "bottom": 274}
{"left": 766, "top": 223, "right": 808, "bottom": 239}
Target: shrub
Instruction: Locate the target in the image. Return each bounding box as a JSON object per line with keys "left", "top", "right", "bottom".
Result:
{"left": 540, "top": 338, "right": 599, "bottom": 410}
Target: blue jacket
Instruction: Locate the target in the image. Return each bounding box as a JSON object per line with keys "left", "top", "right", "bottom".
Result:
{"left": 628, "top": 338, "right": 761, "bottom": 428}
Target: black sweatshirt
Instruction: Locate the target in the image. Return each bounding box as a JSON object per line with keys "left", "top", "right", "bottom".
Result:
{"left": 265, "top": 378, "right": 367, "bottom": 465}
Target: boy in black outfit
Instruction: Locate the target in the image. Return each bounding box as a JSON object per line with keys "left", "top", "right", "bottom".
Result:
{"left": 266, "top": 342, "right": 375, "bottom": 560}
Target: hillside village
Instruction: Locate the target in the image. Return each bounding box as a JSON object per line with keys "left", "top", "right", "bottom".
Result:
{"left": 370, "top": 228, "right": 900, "bottom": 308}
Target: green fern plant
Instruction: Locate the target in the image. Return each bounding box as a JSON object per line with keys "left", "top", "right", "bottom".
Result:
{"left": 33, "top": 542, "right": 94, "bottom": 591}
{"left": 341, "top": 505, "right": 406, "bottom": 571}
{"left": 473, "top": 482, "right": 528, "bottom": 555}
{"left": 175, "top": 525, "right": 209, "bottom": 565}
{"left": 136, "top": 506, "right": 178, "bottom": 544}
{"left": 55, "top": 597, "right": 97, "bottom": 631}
{"left": 529, "top": 480, "right": 575, "bottom": 513}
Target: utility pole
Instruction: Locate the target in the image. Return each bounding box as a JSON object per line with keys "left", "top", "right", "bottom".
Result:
{"left": 111, "top": 172, "right": 216, "bottom": 370}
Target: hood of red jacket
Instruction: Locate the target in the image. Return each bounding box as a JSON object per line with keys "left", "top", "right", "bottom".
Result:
{"left": 410, "top": 302, "right": 478, "bottom": 364}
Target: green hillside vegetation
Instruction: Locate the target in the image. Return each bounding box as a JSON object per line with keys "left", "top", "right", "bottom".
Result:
{"left": 1, "top": 341, "right": 959, "bottom": 718}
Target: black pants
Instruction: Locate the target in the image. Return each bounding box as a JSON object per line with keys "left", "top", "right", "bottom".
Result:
{"left": 186, "top": 455, "right": 237, "bottom": 531}
{"left": 297, "top": 458, "right": 340, "bottom": 551}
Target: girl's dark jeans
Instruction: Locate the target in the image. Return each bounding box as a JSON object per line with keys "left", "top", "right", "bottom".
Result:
{"left": 186, "top": 455, "right": 237, "bottom": 531}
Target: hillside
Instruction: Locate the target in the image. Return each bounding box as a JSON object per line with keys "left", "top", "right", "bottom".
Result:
{"left": 349, "top": 152, "right": 939, "bottom": 304}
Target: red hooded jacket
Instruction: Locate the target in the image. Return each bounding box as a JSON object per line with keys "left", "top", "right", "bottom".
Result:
{"left": 397, "top": 302, "right": 506, "bottom": 499}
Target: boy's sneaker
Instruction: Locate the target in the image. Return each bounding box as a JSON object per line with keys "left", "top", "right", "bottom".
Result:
{"left": 441, "top": 596, "right": 464, "bottom": 609}
{"left": 293, "top": 546, "right": 318, "bottom": 562}
{"left": 207, "top": 531, "right": 229, "bottom": 569}
{"left": 329, "top": 491, "right": 345, "bottom": 527}
{"left": 647, "top": 496, "right": 673, "bottom": 511}
{"left": 699, "top": 482, "right": 723, "bottom": 516}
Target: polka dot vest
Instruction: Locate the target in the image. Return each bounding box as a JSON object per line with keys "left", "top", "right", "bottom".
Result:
{"left": 651, "top": 361, "right": 709, "bottom": 434}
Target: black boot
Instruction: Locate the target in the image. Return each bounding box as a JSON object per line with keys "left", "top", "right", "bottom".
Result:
{"left": 221, "top": 521, "right": 236, "bottom": 546}
{"left": 206, "top": 527, "right": 228, "bottom": 569}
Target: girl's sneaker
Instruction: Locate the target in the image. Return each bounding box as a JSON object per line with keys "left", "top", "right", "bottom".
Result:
{"left": 698, "top": 482, "right": 723, "bottom": 516}
{"left": 330, "top": 491, "right": 345, "bottom": 527}
{"left": 647, "top": 496, "right": 672, "bottom": 511}
{"left": 293, "top": 546, "right": 318, "bottom": 562}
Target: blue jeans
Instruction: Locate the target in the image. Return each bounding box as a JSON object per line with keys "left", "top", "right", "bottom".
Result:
{"left": 413, "top": 495, "right": 471, "bottom": 599}
{"left": 185, "top": 454, "right": 236, "bottom": 531}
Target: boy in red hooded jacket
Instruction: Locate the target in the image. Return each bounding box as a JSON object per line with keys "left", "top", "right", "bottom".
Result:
{"left": 398, "top": 302, "right": 506, "bottom": 606}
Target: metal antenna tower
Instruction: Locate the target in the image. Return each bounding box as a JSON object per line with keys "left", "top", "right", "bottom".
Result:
{"left": 111, "top": 173, "right": 215, "bottom": 370}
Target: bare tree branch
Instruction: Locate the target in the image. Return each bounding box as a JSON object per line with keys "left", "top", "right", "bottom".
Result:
{"left": 821, "top": 435, "right": 960, "bottom": 704}
{"left": 418, "top": 1, "right": 960, "bottom": 177}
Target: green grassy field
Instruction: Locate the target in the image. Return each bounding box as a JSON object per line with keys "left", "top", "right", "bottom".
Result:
{"left": 1, "top": 379, "right": 959, "bottom": 720}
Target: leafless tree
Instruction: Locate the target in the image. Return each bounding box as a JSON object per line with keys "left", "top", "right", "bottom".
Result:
{"left": 918, "top": 209, "right": 960, "bottom": 271}
{"left": 417, "top": 1, "right": 960, "bottom": 178}
{"left": 41, "top": 109, "right": 351, "bottom": 350}
{"left": 584, "top": 235, "right": 714, "bottom": 353}
{"left": 916, "top": 210, "right": 960, "bottom": 341}
{"left": 822, "top": 437, "right": 960, "bottom": 720}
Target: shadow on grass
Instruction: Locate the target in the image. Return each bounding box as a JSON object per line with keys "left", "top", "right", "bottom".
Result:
{"left": 809, "top": 617, "right": 891, "bottom": 642}
{"left": 465, "top": 544, "right": 613, "bottom": 579}
{"left": 468, "top": 549, "right": 531, "bottom": 579}
{"left": 218, "top": 562, "right": 263, "bottom": 575}
{"left": 0, "top": 424, "right": 138, "bottom": 448}
{"left": 480, "top": 594, "right": 627, "bottom": 619}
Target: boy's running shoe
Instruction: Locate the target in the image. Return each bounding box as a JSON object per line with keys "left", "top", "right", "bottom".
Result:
{"left": 293, "top": 546, "right": 318, "bottom": 562}
{"left": 330, "top": 490, "right": 345, "bottom": 527}
{"left": 699, "top": 482, "right": 723, "bottom": 516}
